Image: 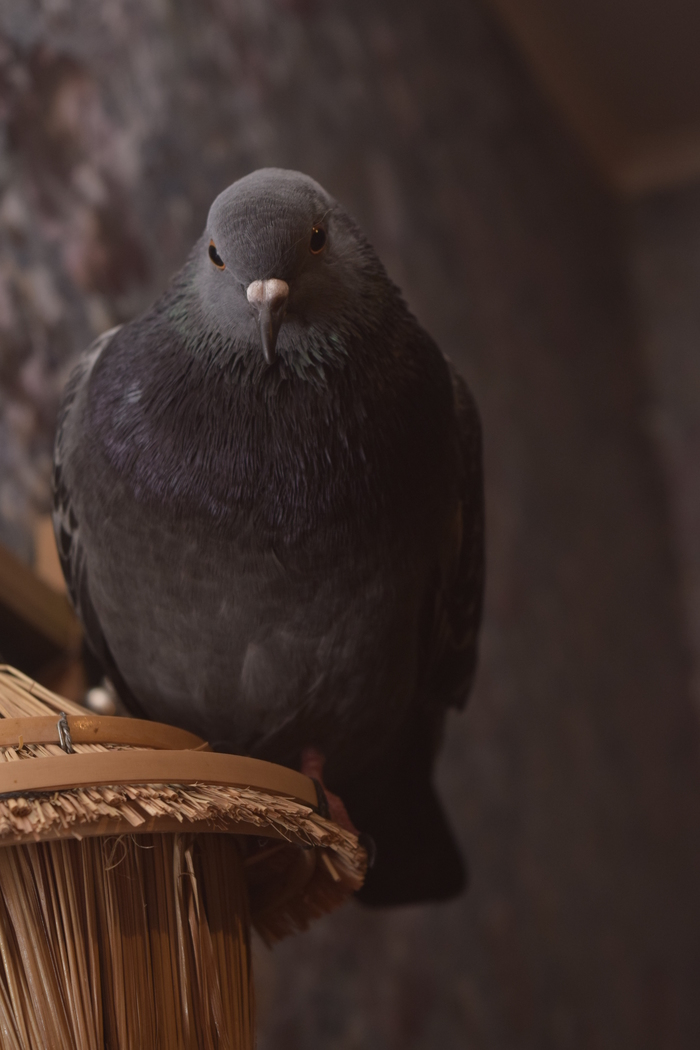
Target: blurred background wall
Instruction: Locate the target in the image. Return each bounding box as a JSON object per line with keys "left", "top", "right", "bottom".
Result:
{"left": 1, "top": 0, "right": 700, "bottom": 1046}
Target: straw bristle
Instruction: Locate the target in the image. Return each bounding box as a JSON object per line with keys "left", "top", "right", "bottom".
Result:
{"left": 0, "top": 666, "right": 366, "bottom": 1045}
{"left": 0, "top": 833, "right": 254, "bottom": 1049}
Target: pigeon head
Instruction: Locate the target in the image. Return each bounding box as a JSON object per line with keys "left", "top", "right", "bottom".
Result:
{"left": 191, "top": 168, "right": 390, "bottom": 368}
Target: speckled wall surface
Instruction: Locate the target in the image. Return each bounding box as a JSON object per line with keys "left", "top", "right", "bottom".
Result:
{"left": 1, "top": 1, "right": 700, "bottom": 1046}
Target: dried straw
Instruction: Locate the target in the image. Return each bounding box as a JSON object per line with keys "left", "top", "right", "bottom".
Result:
{"left": 0, "top": 666, "right": 367, "bottom": 1048}
{"left": 0, "top": 833, "right": 254, "bottom": 1049}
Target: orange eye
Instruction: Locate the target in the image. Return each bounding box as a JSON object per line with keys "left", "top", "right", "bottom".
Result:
{"left": 208, "top": 241, "right": 225, "bottom": 269}
{"left": 310, "top": 226, "right": 326, "bottom": 254}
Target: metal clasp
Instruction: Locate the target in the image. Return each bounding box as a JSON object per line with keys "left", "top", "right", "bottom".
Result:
{"left": 57, "top": 712, "right": 74, "bottom": 754}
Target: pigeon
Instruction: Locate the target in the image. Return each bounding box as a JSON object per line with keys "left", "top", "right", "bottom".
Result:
{"left": 52, "top": 168, "right": 484, "bottom": 906}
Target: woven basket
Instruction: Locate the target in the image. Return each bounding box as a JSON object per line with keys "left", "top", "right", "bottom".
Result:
{"left": 0, "top": 664, "right": 367, "bottom": 1049}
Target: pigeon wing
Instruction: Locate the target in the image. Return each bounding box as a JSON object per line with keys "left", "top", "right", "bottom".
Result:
{"left": 52, "top": 327, "right": 145, "bottom": 713}
{"left": 423, "top": 363, "right": 485, "bottom": 713}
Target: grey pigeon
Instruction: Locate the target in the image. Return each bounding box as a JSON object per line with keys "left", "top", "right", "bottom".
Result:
{"left": 53, "top": 168, "right": 484, "bottom": 906}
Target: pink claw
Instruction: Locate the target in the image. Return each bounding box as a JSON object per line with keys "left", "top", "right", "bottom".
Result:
{"left": 301, "top": 746, "right": 358, "bottom": 835}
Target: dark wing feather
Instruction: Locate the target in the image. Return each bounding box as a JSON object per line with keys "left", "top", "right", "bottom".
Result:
{"left": 424, "top": 363, "right": 485, "bottom": 712}
{"left": 52, "top": 327, "right": 146, "bottom": 714}
{"left": 52, "top": 332, "right": 111, "bottom": 629}
{"left": 350, "top": 372, "right": 483, "bottom": 905}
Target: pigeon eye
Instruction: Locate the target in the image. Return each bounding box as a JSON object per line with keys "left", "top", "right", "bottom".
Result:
{"left": 208, "top": 241, "right": 225, "bottom": 269}
{"left": 310, "top": 226, "right": 326, "bottom": 254}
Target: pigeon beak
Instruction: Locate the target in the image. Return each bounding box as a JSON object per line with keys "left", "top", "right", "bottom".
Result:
{"left": 246, "top": 279, "right": 289, "bottom": 365}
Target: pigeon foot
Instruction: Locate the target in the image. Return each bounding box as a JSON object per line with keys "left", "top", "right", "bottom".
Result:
{"left": 301, "top": 747, "right": 358, "bottom": 834}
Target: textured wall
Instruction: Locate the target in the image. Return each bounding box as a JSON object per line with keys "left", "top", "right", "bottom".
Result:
{"left": 1, "top": 1, "right": 700, "bottom": 1046}
{"left": 630, "top": 186, "right": 700, "bottom": 713}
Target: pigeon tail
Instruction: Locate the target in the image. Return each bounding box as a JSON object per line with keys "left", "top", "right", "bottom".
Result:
{"left": 339, "top": 771, "right": 467, "bottom": 907}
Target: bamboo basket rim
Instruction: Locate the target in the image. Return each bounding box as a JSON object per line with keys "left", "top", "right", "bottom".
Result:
{"left": 0, "top": 665, "right": 367, "bottom": 940}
